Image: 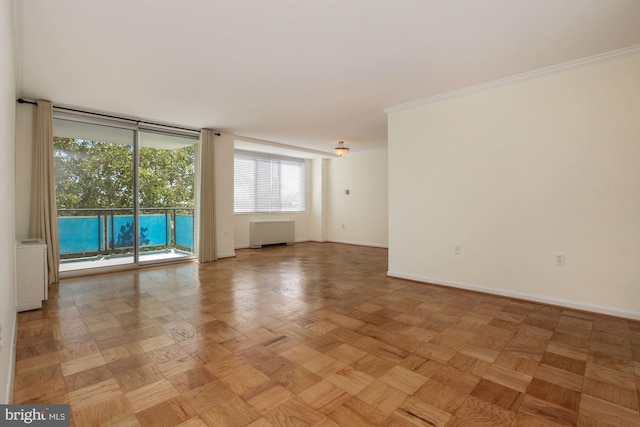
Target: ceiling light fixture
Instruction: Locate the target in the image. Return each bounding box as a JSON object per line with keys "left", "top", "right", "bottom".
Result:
{"left": 334, "top": 141, "right": 350, "bottom": 157}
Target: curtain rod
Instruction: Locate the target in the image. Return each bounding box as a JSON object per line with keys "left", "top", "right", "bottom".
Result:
{"left": 16, "top": 98, "right": 219, "bottom": 136}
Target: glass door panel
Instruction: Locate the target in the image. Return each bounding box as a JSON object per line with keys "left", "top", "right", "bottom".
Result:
{"left": 137, "top": 131, "right": 197, "bottom": 264}
{"left": 54, "top": 119, "right": 135, "bottom": 272}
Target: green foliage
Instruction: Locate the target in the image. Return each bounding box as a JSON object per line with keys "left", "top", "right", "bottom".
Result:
{"left": 54, "top": 137, "right": 195, "bottom": 210}
{"left": 138, "top": 145, "right": 195, "bottom": 208}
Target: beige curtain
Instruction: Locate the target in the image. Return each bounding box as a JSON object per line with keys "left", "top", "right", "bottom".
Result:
{"left": 29, "top": 100, "right": 60, "bottom": 284}
{"left": 198, "top": 129, "right": 216, "bottom": 263}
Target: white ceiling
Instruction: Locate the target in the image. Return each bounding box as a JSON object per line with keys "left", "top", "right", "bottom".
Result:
{"left": 15, "top": 0, "right": 640, "bottom": 156}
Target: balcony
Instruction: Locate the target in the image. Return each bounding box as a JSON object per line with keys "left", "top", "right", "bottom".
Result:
{"left": 58, "top": 207, "right": 195, "bottom": 272}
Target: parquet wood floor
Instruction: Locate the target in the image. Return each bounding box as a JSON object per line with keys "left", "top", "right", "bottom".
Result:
{"left": 13, "top": 242, "right": 640, "bottom": 426}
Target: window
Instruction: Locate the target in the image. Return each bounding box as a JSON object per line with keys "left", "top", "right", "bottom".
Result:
{"left": 53, "top": 116, "right": 199, "bottom": 272}
{"left": 234, "top": 150, "right": 306, "bottom": 213}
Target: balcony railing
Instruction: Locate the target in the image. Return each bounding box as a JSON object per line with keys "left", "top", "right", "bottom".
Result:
{"left": 58, "top": 207, "right": 194, "bottom": 259}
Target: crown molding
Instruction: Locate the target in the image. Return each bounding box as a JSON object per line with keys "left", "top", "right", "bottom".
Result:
{"left": 384, "top": 44, "right": 640, "bottom": 114}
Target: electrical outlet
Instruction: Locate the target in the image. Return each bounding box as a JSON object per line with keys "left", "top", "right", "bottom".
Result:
{"left": 554, "top": 252, "right": 566, "bottom": 266}
{"left": 454, "top": 245, "right": 461, "bottom": 255}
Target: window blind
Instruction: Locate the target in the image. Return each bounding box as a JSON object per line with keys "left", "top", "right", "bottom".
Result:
{"left": 234, "top": 150, "right": 306, "bottom": 213}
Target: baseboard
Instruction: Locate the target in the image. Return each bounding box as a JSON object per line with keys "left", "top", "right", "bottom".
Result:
{"left": 216, "top": 252, "right": 236, "bottom": 259}
{"left": 4, "top": 310, "right": 17, "bottom": 403}
{"left": 328, "top": 239, "right": 388, "bottom": 249}
{"left": 387, "top": 270, "right": 640, "bottom": 321}
{"left": 235, "top": 240, "right": 388, "bottom": 250}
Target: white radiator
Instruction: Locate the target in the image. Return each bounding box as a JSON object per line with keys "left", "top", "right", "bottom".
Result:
{"left": 250, "top": 221, "right": 295, "bottom": 248}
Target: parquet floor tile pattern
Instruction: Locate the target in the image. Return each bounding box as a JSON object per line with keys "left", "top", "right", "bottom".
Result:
{"left": 13, "top": 243, "right": 640, "bottom": 426}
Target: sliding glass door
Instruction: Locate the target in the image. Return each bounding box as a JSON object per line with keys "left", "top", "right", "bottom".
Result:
{"left": 53, "top": 118, "right": 198, "bottom": 273}
{"left": 137, "top": 131, "right": 197, "bottom": 265}
{"left": 54, "top": 119, "right": 136, "bottom": 271}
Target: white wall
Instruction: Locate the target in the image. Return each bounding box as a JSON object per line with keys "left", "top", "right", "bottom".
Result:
{"left": 310, "top": 158, "right": 328, "bottom": 242}
{"left": 388, "top": 52, "right": 640, "bottom": 319}
{"left": 1, "top": 0, "right": 17, "bottom": 403}
{"left": 326, "top": 149, "right": 388, "bottom": 247}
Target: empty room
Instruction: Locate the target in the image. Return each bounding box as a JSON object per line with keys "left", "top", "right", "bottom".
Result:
{"left": 1, "top": 1, "right": 640, "bottom": 426}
